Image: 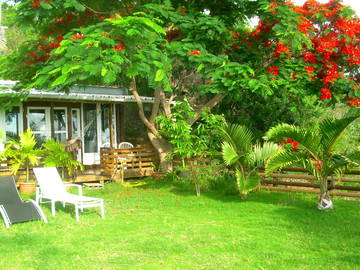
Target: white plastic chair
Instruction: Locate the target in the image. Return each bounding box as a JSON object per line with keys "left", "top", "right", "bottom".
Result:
{"left": 118, "top": 142, "right": 134, "bottom": 149}
{"left": 33, "top": 167, "right": 105, "bottom": 222}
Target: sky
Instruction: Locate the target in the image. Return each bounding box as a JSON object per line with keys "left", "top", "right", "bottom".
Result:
{"left": 292, "top": 0, "right": 360, "bottom": 16}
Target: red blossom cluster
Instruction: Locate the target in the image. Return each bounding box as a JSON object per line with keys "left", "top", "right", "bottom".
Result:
{"left": 240, "top": 0, "right": 360, "bottom": 105}
{"left": 189, "top": 50, "right": 202, "bottom": 56}
{"left": 320, "top": 87, "right": 332, "bottom": 100}
{"left": 114, "top": 42, "right": 125, "bottom": 51}
{"left": 268, "top": 66, "right": 279, "bottom": 76}
{"left": 72, "top": 33, "right": 85, "bottom": 40}
{"left": 280, "top": 138, "right": 299, "bottom": 151}
{"left": 166, "top": 29, "right": 181, "bottom": 42}
{"left": 31, "top": 0, "right": 51, "bottom": 7}
{"left": 347, "top": 97, "right": 360, "bottom": 107}
{"left": 304, "top": 65, "right": 314, "bottom": 78}
{"left": 274, "top": 42, "right": 290, "bottom": 58}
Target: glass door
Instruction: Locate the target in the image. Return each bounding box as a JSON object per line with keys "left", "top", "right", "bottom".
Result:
{"left": 71, "top": 108, "right": 81, "bottom": 139}
{"left": 82, "top": 103, "right": 98, "bottom": 165}
{"left": 53, "top": 108, "right": 68, "bottom": 142}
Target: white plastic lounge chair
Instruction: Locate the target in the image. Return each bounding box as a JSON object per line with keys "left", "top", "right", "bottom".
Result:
{"left": 33, "top": 167, "right": 105, "bottom": 222}
{"left": 118, "top": 142, "right": 134, "bottom": 149}
{"left": 0, "top": 176, "right": 47, "bottom": 228}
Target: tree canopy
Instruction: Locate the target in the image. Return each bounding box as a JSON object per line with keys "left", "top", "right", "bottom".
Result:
{"left": 0, "top": 0, "right": 359, "bottom": 168}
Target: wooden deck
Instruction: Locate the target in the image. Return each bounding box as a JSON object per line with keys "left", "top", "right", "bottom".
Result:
{"left": 0, "top": 145, "right": 157, "bottom": 184}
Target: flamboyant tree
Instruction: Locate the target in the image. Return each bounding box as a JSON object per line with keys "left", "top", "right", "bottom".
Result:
{"left": 1, "top": 0, "right": 359, "bottom": 171}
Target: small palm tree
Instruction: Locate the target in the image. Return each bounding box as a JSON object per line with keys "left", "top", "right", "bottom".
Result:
{"left": 1, "top": 129, "right": 42, "bottom": 182}
{"left": 221, "top": 124, "right": 280, "bottom": 199}
{"left": 42, "top": 138, "right": 84, "bottom": 180}
{"left": 264, "top": 115, "right": 360, "bottom": 210}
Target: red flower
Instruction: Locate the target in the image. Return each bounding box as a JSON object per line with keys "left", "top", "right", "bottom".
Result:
{"left": 303, "top": 51, "right": 317, "bottom": 63}
{"left": 285, "top": 138, "right": 299, "bottom": 150}
{"left": 297, "top": 17, "right": 313, "bottom": 34}
{"left": 232, "top": 32, "right": 240, "bottom": 39}
{"left": 114, "top": 42, "right": 125, "bottom": 51}
{"left": 31, "top": 0, "right": 41, "bottom": 7}
{"left": 179, "top": 9, "right": 186, "bottom": 14}
{"left": 269, "top": 2, "right": 277, "bottom": 14}
{"left": 28, "top": 52, "right": 37, "bottom": 58}
{"left": 274, "top": 42, "right": 290, "bottom": 57}
{"left": 55, "top": 35, "right": 64, "bottom": 42}
{"left": 72, "top": 33, "right": 85, "bottom": 40}
{"left": 304, "top": 65, "right": 315, "bottom": 79}
{"left": 268, "top": 66, "right": 279, "bottom": 76}
{"left": 49, "top": 42, "right": 60, "bottom": 49}
{"left": 189, "top": 50, "right": 202, "bottom": 56}
{"left": 347, "top": 97, "right": 360, "bottom": 107}
{"left": 320, "top": 87, "right": 332, "bottom": 100}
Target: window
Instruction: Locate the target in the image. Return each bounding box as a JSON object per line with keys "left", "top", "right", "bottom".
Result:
{"left": 28, "top": 108, "right": 50, "bottom": 146}
{"left": 5, "top": 107, "right": 21, "bottom": 141}
{"left": 53, "top": 108, "right": 67, "bottom": 142}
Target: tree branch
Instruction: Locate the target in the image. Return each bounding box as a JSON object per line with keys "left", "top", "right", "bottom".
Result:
{"left": 149, "top": 88, "right": 161, "bottom": 124}
{"left": 159, "top": 89, "right": 172, "bottom": 119}
{"left": 190, "top": 93, "right": 224, "bottom": 125}
{"left": 129, "top": 79, "right": 159, "bottom": 136}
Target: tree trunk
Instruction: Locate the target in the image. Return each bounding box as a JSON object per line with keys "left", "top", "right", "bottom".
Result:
{"left": 317, "top": 179, "right": 333, "bottom": 210}
{"left": 147, "top": 132, "right": 173, "bottom": 172}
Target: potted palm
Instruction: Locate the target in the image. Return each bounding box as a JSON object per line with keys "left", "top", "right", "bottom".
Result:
{"left": 265, "top": 114, "right": 360, "bottom": 210}
{"left": 221, "top": 123, "right": 280, "bottom": 199}
{"left": 42, "top": 138, "right": 84, "bottom": 181}
{"left": 1, "top": 129, "right": 42, "bottom": 194}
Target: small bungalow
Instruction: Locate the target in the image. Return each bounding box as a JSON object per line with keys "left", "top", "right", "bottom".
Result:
{"left": 0, "top": 80, "right": 154, "bottom": 167}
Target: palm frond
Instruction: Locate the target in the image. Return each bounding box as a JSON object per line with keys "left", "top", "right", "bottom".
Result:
{"left": 235, "top": 169, "right": 260, "bottom": 195}
{"left": 265, "top": 149, "right": 310, "bottom": 175}
{"left": 265, "top": 123, "right": 320, "bottom": 158}
{"left": 248, "top": 142, "right": 280, "bottom": 167}
{"left": 319, "top": 115, "right": 360, "bottom": 153}
{"left": 221, "top": 142, "right": 239, "bottom": 166}
{"left": 221, "top": 124, "right": 254, "bottom": 155}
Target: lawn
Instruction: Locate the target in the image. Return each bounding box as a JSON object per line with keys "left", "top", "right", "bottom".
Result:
{"left": 1, "top": 179, "right": 360, "bottom": 270}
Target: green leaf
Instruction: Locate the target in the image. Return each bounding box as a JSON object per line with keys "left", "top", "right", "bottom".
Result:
{"left": 49, "top": 67, "right": 61, "bottom": 75}
{"left": 101, "top": 67, "right": 108, "bottom": 77}
{"left": 155, "top": 69, "right": 165, "bottom": 82}
{"left": 40, "top": 1, "right": 52, "bottom": 9}
{"left": 197, "top": 64, "right": 204, "bottom": 73}
{"left": 104, "top": 70, "right": 116, "bottom": 84}
{"left": 51, "top": 74, "right": 68, "bottom": 87}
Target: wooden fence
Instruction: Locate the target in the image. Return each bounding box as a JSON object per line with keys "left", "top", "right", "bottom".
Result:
{"left": 259, "top": 167, "right": 360, "bottom": 198}
{"left": 100, "top": 146, "right": 156, "bottom": 181}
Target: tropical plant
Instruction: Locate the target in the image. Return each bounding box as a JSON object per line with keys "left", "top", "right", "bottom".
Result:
{"left": 0, "top": 128, "right": 42, "bottom": 182}
{"left": 42, "top": 138, "right": 84, "bottom": 180}
{"left": 221, "top": 124, "right": 280, "bottom": 199}
{"left": 264, "top": 114, "right": 360, "bottom": 210}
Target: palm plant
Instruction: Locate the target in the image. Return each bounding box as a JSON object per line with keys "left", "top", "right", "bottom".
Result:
{"left": 221, "top": 124, "right": 280, "bottom": 199}
{"left": 42, "top": 138, "right": 84, "bottom": 180}
{"left": 264, "top": 115, "right": 360, "bottom": 210}
{"left": 1, "top": 128, "right": 42, "bottom": 182}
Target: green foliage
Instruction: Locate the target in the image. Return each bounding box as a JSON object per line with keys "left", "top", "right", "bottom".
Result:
{"left": 0, "top": 128, "right": 42, "bottom": 182}
{"left": 221, "top": 123, "right": 280, "bottom": 198}
{"left": 42, "top": 138, "right": 84, "bottom": 179}
{"left": 157, "top": 100, "right": 224, "bottom": 160}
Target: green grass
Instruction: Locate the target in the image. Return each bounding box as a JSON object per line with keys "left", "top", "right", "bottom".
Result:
{"left": 1, "top": 180, "right": 360, "bottom": 270}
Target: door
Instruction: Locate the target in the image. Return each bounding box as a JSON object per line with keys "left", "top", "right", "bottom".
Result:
{"left": 82, "top": 103, "right": 98, "bottom": 165}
